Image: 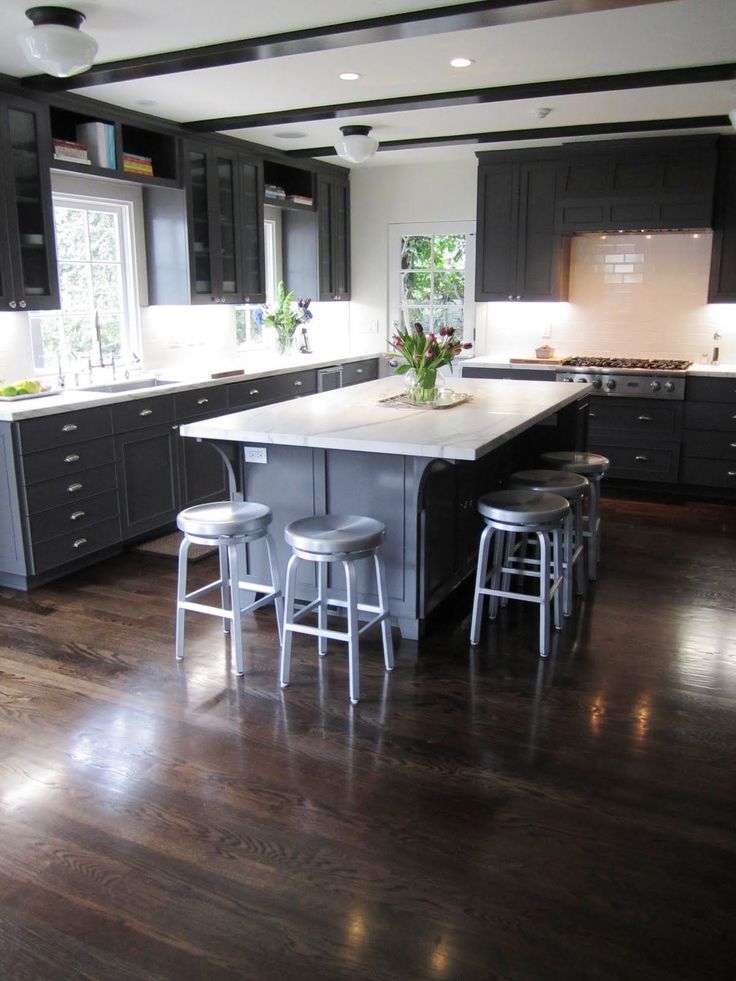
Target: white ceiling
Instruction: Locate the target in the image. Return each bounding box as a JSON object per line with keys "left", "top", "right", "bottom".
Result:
{"left": 1, "top": 0, "right": 735, "bottom": 168}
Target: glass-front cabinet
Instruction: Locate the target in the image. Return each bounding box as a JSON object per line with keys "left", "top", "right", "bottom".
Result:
{"left": 0, "top": 95, "right": 59, "bottom": 311}
{"left": 183, "top": 140, "right": 263, "bottom": 305}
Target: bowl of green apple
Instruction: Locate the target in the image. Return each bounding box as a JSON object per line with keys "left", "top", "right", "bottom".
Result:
{"left": 0, "top": 378, "right": 53, "bottom": 400}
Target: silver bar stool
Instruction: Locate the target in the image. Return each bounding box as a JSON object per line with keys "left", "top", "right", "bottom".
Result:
{"left": 509, "top": 469, "right": 589, "bottom": 616}
{"left": 279, "top": 514, "right": 394, "bottom": 705}
{"left": 470, "top": 489, "right": 569, "bottom": 657}
{"left": 539, "top": 451, "right": 610, "bottom": 580}
{"left": 175, "top": 501, "right": 284, "bottom": 676}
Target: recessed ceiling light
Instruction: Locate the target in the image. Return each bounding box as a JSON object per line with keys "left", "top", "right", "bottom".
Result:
{"left": 450, "top": 57, "right": 474, "bottom": 69}
{"left": 339, "top": 72, "right": 361, "bottom": 81}
{"left": 274, "top": 130, "right": 308, "bottom": 140}
{"left": 136, "top": 99, "right": 157, "bottom": 107}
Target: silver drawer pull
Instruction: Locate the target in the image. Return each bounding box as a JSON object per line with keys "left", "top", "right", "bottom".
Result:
{"left": 67, "top": 482, "right": 83, "bottom": 493}
{"left": 64, "top": 453, "right": 80, "bottom": 464}
{"left": 72, "top": 538, "right": 88, "bottom": 549}
{"left": 70, "top": 510, "right": 86, "bottom": 521}
{"left": 197, "top": 397, "right": 209, "bottom": 405}
{"left": 635, "top": 455, "right": 649, "bottom": 462}
{"left": 730, "top": 442, "right": 736, "bottom": 449}
{"left": 249, "top": 388, "right": 259, "bottom": 396}
{"left": 293, "top": 380, "right": 303, "bottom": 387}
{"left": 637, "top": 415, "right": 652, "bottom": 422}
{"left": 61, "top": 423, "right": 78, "bottom": 432}
{"left": 356, "top": 368, "right": 363, "bottom": 374}
{"left": 138, "top": 408, "right": 153, "bottom": 417}
{"left": 588, "top": 412, "right": 597, "bottom": 419}
{"left": 729, "top": 471, "right": 736, "bottom": 478}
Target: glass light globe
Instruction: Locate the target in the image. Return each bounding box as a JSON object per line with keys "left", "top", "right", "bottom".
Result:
{"left": 21, "top": 22, "right": 98, "bottom": 77}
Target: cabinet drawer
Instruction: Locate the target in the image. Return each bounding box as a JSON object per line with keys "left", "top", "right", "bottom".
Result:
{"left": 175, "top": 385, "right": 228, "bottom": 420}
{"left": 21, "top": 436, "right": 115, "bottom": 485}
{"left": 227, "top": 375, "right": 280, "bottom": 408}
{"left": 462, "top": 366, "right": 555, "bottom": 381}
{"left": 342, "top": 359, "right": 378, "bottom": 386}
{"left": 682, "top": 431, "right": 736, "bottom": 460}
{"left": 588, "top": 399, "right": 681, "bottom": 436}
{"left": 27, "top": 490, "right": 119, "bottom": 544}
{"left": 684, "top": 401, "right": 736, "bottom": 431}
{"left": 111, "top": 394, "right": 175, "bottom": 433}
{"left": 24, "top": 463, "right": 117, "bottom": 515}
{"left": 272, "top": 370, "right": 317, "bottom": 399}
{"left": 686, "top": 377, "right": 736, "bottom": 403}
{"left": 17, "top": 405, "right": 113, "bottom": 453}
{"left": 592, "top": 441, "right": 679, "bottom": 482}
{"left": 680, "top": 457, "right": 736, "bottom": 489}
{"left": 31, "top": 516, "right": 121, "bottom": 575}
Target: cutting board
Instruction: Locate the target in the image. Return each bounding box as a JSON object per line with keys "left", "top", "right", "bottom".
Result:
{"left": 510, "top": 357, "right": 565, "bottom": 365}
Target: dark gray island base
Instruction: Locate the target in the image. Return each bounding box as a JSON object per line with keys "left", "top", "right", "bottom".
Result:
{"left": 181, "top": 378, "right": 589, "bottom": 639}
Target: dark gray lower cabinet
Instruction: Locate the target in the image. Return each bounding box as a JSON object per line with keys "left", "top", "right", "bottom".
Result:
{"left": 115, "top": 424, "right": 180, "bottom": 538}
{"left": 681, "top": 376, "right": 736, "bottom": 490}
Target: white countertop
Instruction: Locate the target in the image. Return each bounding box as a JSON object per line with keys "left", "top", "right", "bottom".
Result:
{"left": 180, "top": 376, "right": 590, "bottom": 462}
{"left": 461, "top": 357, "right": 736, "bottom": 378}
{"left": 0, "top": 352, "right": 380, "bottom": 422}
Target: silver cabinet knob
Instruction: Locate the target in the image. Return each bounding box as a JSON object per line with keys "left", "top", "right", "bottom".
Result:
{"left": 634, "top": 455, "right": 649, "bottom": 462}
{"left": 67, "top": 482, "right": 83, "bottom": 493}
{"left": 61, "top": 423, "right": 78, "bottom": 432}
{"left": 356, "top": 368, "right": 363, "bottom": 374}
{"left": 637, "top": 415, "right": 652, "bottom": 422}
{"left": 293, "top": 380, "right": 302, "bottom": 387}
{"left": 64, "top": 453, "right": 80, "bottom": 463}
{"left": 70, "top": 510, "right": 86, "bottom": 521}
{"left": 249, "top": 388, "right": 259, "bottom": 396}
{"left": 138, "top": 408, "right": 153, "bottom": 417}
{"left": 72, "top": 538, "right": 88, "bottom": 549}
{"left": 9, "top": 300, "right": 17, "bottom": 309}
{"left": 197, "top": 397, "right": 209, "bottom": 405}
{"left": 19, "top": 300, "right": 27, "bottom": 309}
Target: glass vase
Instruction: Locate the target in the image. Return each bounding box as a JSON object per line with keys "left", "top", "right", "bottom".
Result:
{"left": 405, "top": 367, "right": 439, "bottom": 404}
{"left": 275, "top": 329, "right": 297, "bottom": 357}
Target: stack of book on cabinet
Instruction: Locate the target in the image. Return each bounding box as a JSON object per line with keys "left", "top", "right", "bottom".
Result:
{"left": 76, "top": 121, "right": 116, "bottom": 169}
{"left": 123, "top": 152, "right": 153, "bottom": 176}
{"left": 265, "top": 183, "right": 286, "bottom": 201}
{"left": 287, "top": 194, "right": 313, "bottom": 207}
{"left": 52, "top": 138, "right": 90, "bottom": 165}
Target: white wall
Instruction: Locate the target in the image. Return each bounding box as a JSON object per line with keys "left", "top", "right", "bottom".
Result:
{"left": 349, "top": 160, "right": 478, "bottom": 352}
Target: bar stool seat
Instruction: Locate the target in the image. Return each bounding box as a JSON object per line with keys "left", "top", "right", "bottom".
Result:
{"left": 509, "top": 469, "right": 589, "bottom": 615}
{"left": 280, "top": 514, "right": 394, "bottom": 705}
{"left": 540, "top": 451, "right": 610, "bottom": 580}
{"left": 175, "top": 501, "right": 283, "bottom": 677}
{"left": 471, "top": 489, "right": 569, "bottom": 657}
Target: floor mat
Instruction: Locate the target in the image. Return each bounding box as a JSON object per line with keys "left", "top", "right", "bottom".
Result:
{"left": 132, "top": 532, "right": 217, "bottom": 562}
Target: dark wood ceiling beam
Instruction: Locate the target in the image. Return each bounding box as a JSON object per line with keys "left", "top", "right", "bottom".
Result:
{"left": 20, "top": 0, "right": 665, "bottom": 92}
{"left": 285, "top": 116, "right": 729, "bottom": 157}
{"left": 183, "top": 63, "right": 736, "bottom": 132}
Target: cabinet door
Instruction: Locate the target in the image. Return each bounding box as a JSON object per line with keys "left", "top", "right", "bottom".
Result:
{"left": 184, "top": 143, "right": 216, "bottom": 303}
{"left": 475, "top": 163, "right": 520, "bottom": 300}
{"left": 115, "top": 424, "right": 179, "bottom": 537}
{"left": 317, "top": 176, "right": 335, "bottom": 300}
{"left": 213, "top": 148, "right": 242, "bottom": 303}
{"left": 239, "top": 156, "right": 266, "bottom": 303}
{"left": 709, "top": 137, "right": 736, "bottom": 302}
{"left": 317, "top": 176, "right": 350, "bottom": 301}
{"left": 0, "top": 96, "right": 59, "bottom": 311}
{"left": 517, "top": 162, "right": 569, "bottom": 301}
{"left": 177, "top": 426, "right": 229, "bottom": 508}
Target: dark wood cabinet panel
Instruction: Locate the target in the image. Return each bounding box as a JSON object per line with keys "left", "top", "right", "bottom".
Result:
{"left": 17, "top": 405, "right": 112, "bottom": 453}
{"left": 462, "top": 366, "right": 555, "bottom": 381}
{"left": 0, "top": 94, "right": 59, "bottom": 312}
{"left": 341, "top": 359, "right": 378, "bottom": 386}
{"left": 283, "top": 175, "right": 350, "bottom": 301}
{"left": 115, "top": 424, "right": 179, "bottom": 538}
{"left": 177, "top": 430, "right": 229, "bottom": 509}
{"left": 685, "top": 376, "right": 736, "bottom": 404}
{"left": 111, "top": 394, "right": 175, "bottom": 433}
{"left": 709, "top": 137, "right": 736, "bottom": 302}
{"left": 684, "top": 400, "right": 736, "bottom": 431}
{"left": 475, "top": 156, "right": 568, "bottom": 301}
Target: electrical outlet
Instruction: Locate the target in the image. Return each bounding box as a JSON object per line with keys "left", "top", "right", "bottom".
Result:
{"left": 244, "top": 446, "right": 268, "bottom": 464}
{"left": 542, "top": 323, "right": 552, "bottom": 339}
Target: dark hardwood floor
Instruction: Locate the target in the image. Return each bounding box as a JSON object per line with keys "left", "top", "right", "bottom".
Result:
{"left": 0, "top": 497, "right": 735, "bottom": 980}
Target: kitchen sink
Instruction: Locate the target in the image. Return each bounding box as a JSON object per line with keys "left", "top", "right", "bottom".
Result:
{"left": 80, "top": 377, "right": 182, "bottom": 393}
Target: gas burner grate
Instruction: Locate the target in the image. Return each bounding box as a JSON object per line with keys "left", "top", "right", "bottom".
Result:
{"left": 562, "top": 356, "right": 692, "bottom": 370}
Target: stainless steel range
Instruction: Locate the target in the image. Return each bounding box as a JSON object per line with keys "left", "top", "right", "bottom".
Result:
{"left": 555, "top": 356, "right": 691, "bottom": 399}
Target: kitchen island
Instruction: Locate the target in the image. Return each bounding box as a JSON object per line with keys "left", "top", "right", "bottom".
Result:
{"left": 180, "top": 377, "right": 590, "bottom": 639}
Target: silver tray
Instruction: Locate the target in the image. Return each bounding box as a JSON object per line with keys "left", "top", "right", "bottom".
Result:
{"left": 379, "top": 390, "right": 472, "bottom": 409}
{"left": 0, "top": 388, "right": 59, "bottom": 402}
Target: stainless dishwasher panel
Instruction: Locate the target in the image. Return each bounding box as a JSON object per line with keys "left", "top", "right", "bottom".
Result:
{"left": 317, "top": 366, "right": 343, "bottom": 392}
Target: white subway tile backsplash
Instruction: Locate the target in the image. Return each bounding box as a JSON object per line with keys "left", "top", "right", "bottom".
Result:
{"left": 477, "top": 231, "right": 736, "bottom": 363}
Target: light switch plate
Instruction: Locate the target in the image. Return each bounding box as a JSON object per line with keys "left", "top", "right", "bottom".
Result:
{"left": 244, "top": 446, "right": 268, "bottom": 464}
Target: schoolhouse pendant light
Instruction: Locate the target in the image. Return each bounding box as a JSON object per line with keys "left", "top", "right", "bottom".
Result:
{"left": 334, "top": 125, "right": 379, "bottom": 164}
{"left": 21, "top": 6, "right": 98, "bottom": 78}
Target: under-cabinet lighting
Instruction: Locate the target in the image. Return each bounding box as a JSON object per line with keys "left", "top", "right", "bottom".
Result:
{"left": 339, "top": 72, "right": 361, "bottom": 81}
{"left": 450, "top": 57, "right": 474, "bottom": 68}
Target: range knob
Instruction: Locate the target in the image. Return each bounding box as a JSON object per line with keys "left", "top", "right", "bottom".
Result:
{"left": 604, "top": 378, "right": 617, "bottom": 391}
{"left": 577, "top": 376, "right": 589, "bottom": 383}
{"left": 649, "top": 380, "right": 661, "bottom": 392}
{"left": 591, "top": 378, "right": 603, "bottom": 390}
{"left": 561, "top": 376, "right": 574, "bottom": 383}
{"left": 663, "top": 380, "right": 675, "bottom": 392}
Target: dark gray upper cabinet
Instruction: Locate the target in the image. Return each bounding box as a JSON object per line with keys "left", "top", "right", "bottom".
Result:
{"left": 0, "top": 94, "right": 59, "bottom": 312}
{"left": 555, "top": 136, "right": 717, "bottom": 232}
{"left": 475, "top": 155, "right": 569, "bottom": 302}
{"left": 708, "top": 136, "right": 736, "bottom": 303}
{"left": 144, "top": 141, "right": 265, "bottom": 306}
{"left": 317, "top": 174, "right": 350, "bottom": 301}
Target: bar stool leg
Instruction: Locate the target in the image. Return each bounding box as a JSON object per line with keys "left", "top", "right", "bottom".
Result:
{"left": 488, "top": 528, "right": 506, "bottom": 620}
{"left": 280, "top": 553, "right": 299, "bottom": 688}
{"left": 343, "top": 561, "right": 360, "bottom": 705}
{"left": 500, "top": 531, "right": 515, "bottom": 608}
{"left": 588, "top": 478, "right": 601, "bottom": 580}
{"left": 470, "top": 523, "right": 494, "bottom": 645}
{"left": 552, "top": 526, "right": 563, "bottom": 631}
{"left": 175, "top": 537, "right": 190, "bottom": 661}
{"left": 218, "top": 543, "right": 231, "bottom": 634}
{"left": 374, "top": 553, "right": 394, "bottom": 671}
{"left": 227, "top": 542, "right": 245, "bottom": 676}
{"left": 574, "top": 496, "right": 586, "bottom": 596}
{"left": 264, "top": 531, "right": 284, "bottom": 645}
{"left": 317, "top": 561, "right": 328, "bottom": 656}
{"left": 537, "top": 530, "right": 551, "bottom": 657}
{"left": 563, "top": 511, "right": 574, "bottom": 617}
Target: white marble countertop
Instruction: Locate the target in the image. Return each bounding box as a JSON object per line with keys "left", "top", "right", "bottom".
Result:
{"left": 0, "top": 352, "right": 380, "bottom": 422}
{"left": 180, "top": 376, "right": 590, "bottom": 462}
{"left": 461, "top": 357, "right": 736, "bottom": 378}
